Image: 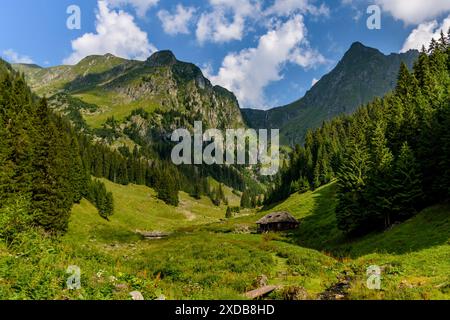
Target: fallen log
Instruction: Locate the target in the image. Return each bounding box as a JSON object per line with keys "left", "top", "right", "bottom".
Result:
{"left": 245, "top": 285, "right": 279, "bottom": 299}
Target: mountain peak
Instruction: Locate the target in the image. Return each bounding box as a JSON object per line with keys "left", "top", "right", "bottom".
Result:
{"left": 76, "top": 53, "right": 122, "bottom": 66}
{"left": 243, "top": 41, "right": 420, "bottom": 145}
{"left": 347, "top": 41, "right": 380, "bottom": 55}
{"left": 146, "top": 50, "right": 177, "bottom": 67}
{"left": 349, "top": 41, "right": 365, "bottom": 49}
{"left": 14, "top": 63, "right": 42, "bottom": 69}
{"left": 340, "top": 41, "right": 383, "bottom": 65}
{"left": 103, "top": 53, "right": 117, "bottom": 59}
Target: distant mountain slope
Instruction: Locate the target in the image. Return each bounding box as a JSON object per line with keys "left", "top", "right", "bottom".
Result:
{"left": 242, "top": 42, "right": 419, "bottom": 145}
{"left": 13, "top": 54, "right": 129, "bottom": 96}
{"left": 14, "top": 51, "right": 245, "bottom": 131}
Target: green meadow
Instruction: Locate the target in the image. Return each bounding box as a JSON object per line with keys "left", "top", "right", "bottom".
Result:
{"left": 1, "top": 180, "right": 448, "bottom": 300}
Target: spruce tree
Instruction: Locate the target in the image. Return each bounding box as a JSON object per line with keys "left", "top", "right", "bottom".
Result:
{"left": 155, "top": 169, "right": 179, "bottom": 206}
{"left": 313, "top": 163, "right": 321, "bottom": 190}
{"left": 366, "top": 122, "right": 394, "bottom": 229}
{"left": 434, "top": 101, "right": 450, "bottom": 200}
{"left": 395, "top": 63, "right": 417, "bottom": 100}
{"left": 103, "top": 192, "right": 114, "bottom": 220}
{"left": 391, "top": 142, "right": 423, "bottom": 220}
{"left": 240, "top": 190, "right": 251, "bottom": 208}
{"left": 336, "top": 133, "right": 371, "bottom": 235}
{"left": 32, "top": 99, "right": 73, "bottom": 233}
{"left": 68, "top": 135, "right": 89, "bottom": 203}
{"left": 298, "top": 177, "right": 311, "bottom": 193}
{"left": 226, "top": 206, "right": 232, "bottom": 219}
{"left": 86, "top": 179, "right": 114, "bottom": 220}
{"left": 0, "top": 71, "right": 34, "bottom": 203}
{"left": 190, "top": 183, "right": 202, "bottom": 200}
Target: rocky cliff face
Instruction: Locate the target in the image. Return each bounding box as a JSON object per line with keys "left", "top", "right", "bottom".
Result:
{"left": 99, "top": 51, "right": 245, "bottom": 130}
{"left": 14, "top": 51, "right": 245, "bottom": 134}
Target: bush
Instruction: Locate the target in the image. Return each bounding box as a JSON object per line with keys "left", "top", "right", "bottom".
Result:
{"left": 0, "top": 196, "right": 35, "bottom": 244}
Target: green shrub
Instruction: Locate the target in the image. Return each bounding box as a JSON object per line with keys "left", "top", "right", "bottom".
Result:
{"left": 0, "top": 196, "right": 35, "bottom": 244}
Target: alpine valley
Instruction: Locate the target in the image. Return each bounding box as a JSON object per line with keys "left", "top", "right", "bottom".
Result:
{"left": 1, "top": 36, "right": 449, "bottom": 301}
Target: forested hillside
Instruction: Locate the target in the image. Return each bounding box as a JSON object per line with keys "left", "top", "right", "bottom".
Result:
{"left": 266, "top": 33, "right": 450, "bottom": 235}
{"left": 0, "top": 59, "right": 91, "bottom": 233}
{"left": 13, "top": 51, "right": 260, "bottom": 207}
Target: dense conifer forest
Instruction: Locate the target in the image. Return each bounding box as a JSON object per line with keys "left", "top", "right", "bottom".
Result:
{"left": 0, "top": 60, "right": 88, "bottom": 233}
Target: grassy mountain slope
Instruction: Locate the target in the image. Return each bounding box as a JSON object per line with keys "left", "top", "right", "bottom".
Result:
{"left": 13, "top": 54, "right": 129, "bottom": 96}
{"left": 242, "top": 42, "right": 419, "bottom": 145}
{"left": 271, "top": 186, "right": 450, "bottom": 299}
{"left": 261, "top": 183, "right": 450, "bottom": 256}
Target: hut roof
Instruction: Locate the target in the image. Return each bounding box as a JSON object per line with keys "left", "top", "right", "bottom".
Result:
{"left": 256, "top": 211, "right": 299, "bottom": 225}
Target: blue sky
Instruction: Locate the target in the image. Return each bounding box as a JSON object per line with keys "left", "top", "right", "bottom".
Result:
{"left": 1, "top": 0, "right": 450, "bottom": 109}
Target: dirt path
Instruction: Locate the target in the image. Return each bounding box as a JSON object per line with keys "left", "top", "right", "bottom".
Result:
{"left": 177, "top": 200, "right": 197, "bottom": 221}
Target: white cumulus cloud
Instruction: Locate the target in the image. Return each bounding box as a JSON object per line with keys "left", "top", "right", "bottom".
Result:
{"left": 375, "top": 0, "right": 450, "bottom": 25}
{"left": 195, "top": 0, "right": 329, "bottom": 44}
{"left": 106, "top": 0, "right": 159, "bottom": 17}
{"left": 401, "top": 16, "right": 450, "bottom": 52}
{"left": 2, "top": 49, "right": 34, "bottom": 64}
{"left": 208, "top": 15, "right": 326, "bottom": 108}
{"left": 196, "top": 0, "right": 261, "bottom": 44}
{"left": 289, "top": 47, "right": 327, "bottom": 68}
{"left": 158, "top": 5, "right": 196, "bottom": 35}
{"left": 63, "top": 0, "right": 156, "bottom": 65}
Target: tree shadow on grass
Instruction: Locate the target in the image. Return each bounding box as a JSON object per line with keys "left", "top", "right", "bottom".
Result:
{"left": 339, "top": 204, "right": 450, "bottom": 258}
{"left": 284, "top": 183, "right": 348, "bottom": 254}
{"left": 284, "top": 183, "right": 450, "bottom": 258}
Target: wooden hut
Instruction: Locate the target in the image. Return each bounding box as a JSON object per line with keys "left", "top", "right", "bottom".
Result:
{"left": 256, "top": 211, "right": 299, "bottom": 233}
